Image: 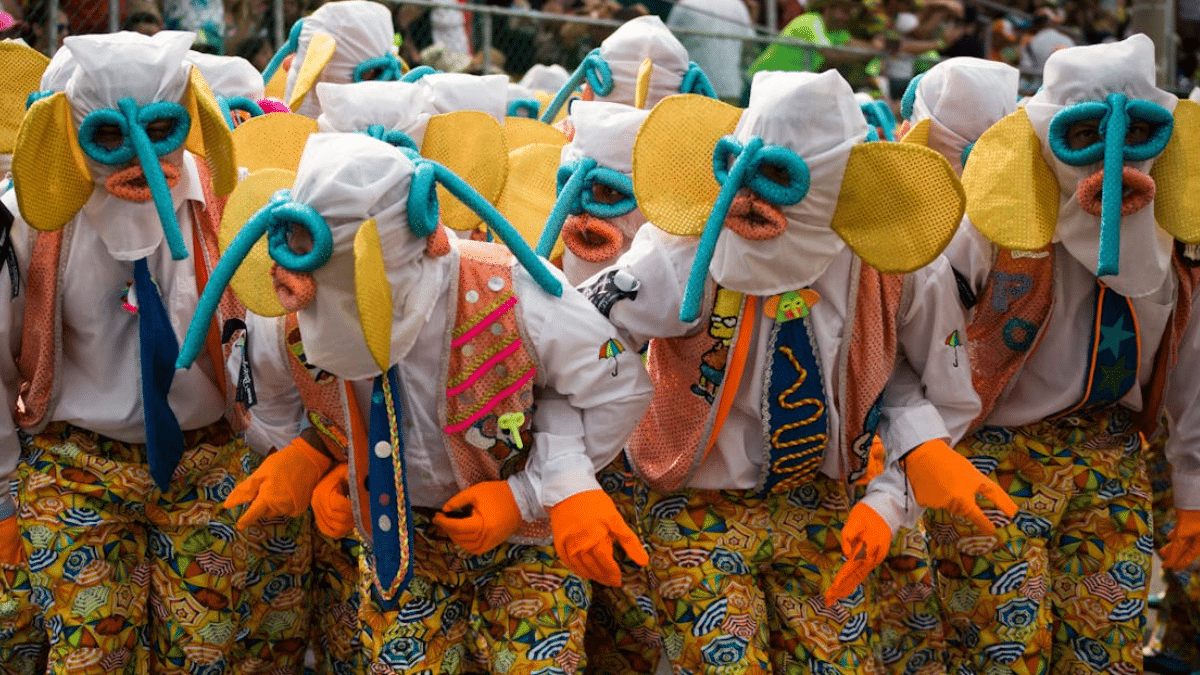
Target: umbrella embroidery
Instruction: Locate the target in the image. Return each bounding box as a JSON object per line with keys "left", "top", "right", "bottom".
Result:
{"left": 599, "top": 338, "right": 626, "bottom": 376}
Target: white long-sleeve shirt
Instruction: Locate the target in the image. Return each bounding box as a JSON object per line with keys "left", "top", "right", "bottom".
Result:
{"left": 945, "top": 218, "right": 1200, "bottom": 509}
{"left": 0, "top": 152, "right": 233, "bottom": 513}
{"left": 243, "top": 243, "right": 654, "bottom": 522}
{"left": 589, "top": 225, "right": 980, "bottom": 531}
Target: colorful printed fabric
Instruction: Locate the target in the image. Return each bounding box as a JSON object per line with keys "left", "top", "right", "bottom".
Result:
{"left": 0, "top": 475, "right": 46, "bottom": 675}
{"left": 927, "top": 407, "right": 1151, "bottom": 675}
{"left": 876, "top": 523, "right": 947, "bottom": 675}
{"left": 231, "top": 447, "right": 314, "bottom": 675}
{"left": 639, "top": 475, "right": 880, "bottom": 675}
{"left": 19, "top": 421, "right": 251, "bottom": 675}
{"left": 310, "top": 530, "right": 365, "bottom": 674}
{"left": 583, "top": 459, "right": 662, "bottom": 675}
{"left": 1144, "top": 425, "right": 1200, "bottom": 668}
{"left": 358, "top": 510, "right": 590, "bottom": 674}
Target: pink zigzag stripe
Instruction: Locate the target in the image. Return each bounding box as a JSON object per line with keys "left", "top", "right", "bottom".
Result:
{"left": 448, "top": 339, "right": 523, "bottom": 397}
{"left": 445, "top": 368, "right": 537, "bottom": 434}
{"left": 453, "top": 297, "right": 518, "bottom": 348}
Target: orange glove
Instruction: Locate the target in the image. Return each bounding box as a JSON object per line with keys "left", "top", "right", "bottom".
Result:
{"left": 433, "top": 481, "right": 524, "bottom": 555}
{"left": 904, "top": 439, "right": 1018, "bottom": 536}
{"left": 225, "top": 436, "right": 333, "bottom": 531}
{"left": 825, "top": 502, "right": 892, "bottom": 606}
{"left": 312, "top": 463, "right": 355, "bottom": 539}
{"left": 0, "top": 517, "right": 21, "bottom": 567}
{"left": 1161, "top": 509, "right": 1200, "bottom": 570}
{"left": 548, "top": 489, "right": 649, "bottom": 587}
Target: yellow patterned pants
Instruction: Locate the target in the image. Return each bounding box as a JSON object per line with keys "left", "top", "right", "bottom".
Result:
{"left": 0, "top": 473, "right": 47, "bottom": 675}
{"left": 927, "top": 408, "right": 1151, "bottom": 675}
{"left": 639, "top": 475, "right": 881, "bottom": 675}
{"left": 310, "top": 530, "right": 364, "bottom": 674}
{"left": 19, "top": 421, "right": 252, "bottom": 675}
{"left": 358, "top": 510, "right": 591, "bottom": 674}
{"left": 876, "top": 523, "right": 946, "bottom": 675}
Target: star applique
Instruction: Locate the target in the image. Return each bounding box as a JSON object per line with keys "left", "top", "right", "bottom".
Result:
{"left": 1097, "top": 315, "right": 1135, "bottom": 359}
{"left": 1097, "top": 355, "right": 1136, "bottom": 399}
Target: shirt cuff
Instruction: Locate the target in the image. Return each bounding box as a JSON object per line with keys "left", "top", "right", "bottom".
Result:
{"left": 507, "top": 472, "right": 546, "bottom": 522}
{"left": 1172, "top": 468, "right": 1200, "bottom": 511}
{"left": 882, "top": 403, "right": 951, "bottom": 459}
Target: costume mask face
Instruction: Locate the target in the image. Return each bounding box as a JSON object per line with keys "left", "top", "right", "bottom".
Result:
{"left": 179, "top": 133, "right": 563, "bottom": 379}
{"left": 634, "top": 70, "right": 966, "bottom": 322}
{"left": 962, "top": 34, "right": 1200, "bottom": 297}
{"left": 11, "top": 30, "right": 235, "bottom": 261}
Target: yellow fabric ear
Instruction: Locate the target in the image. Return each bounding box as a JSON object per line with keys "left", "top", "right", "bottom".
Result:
{"left": 632, "top": 94, "right": 741, "bottom": 236}
{"left": 184, "top": 66, "right": 237, "bottom": 196}
{"left": 0, "top": 42, "right": 49, "bottom": 155}
{"left": 220, "top": 168, "right": 296, "bottom": 317}
{"left": 503, "top": 117, "right": 568, "bottom": 151}
{"left": 635, "top": 58, "right": 652, "bottom": 110}
{"left": 354, "top": 217, "right": 394, "bottom": 373}
{"left": 961, "top": 108, "right": 1059, "bottom": 250}
{"left": 232, "top": 113, "right": 318, "bottom": 173}
{"left": 831, "top": 142, "right": 964, "bottom": 272}
{"left": 497, "top": 142, "right": 563, "bottom": 257}
{"left": 1152, "top": 99, "right": 1200, "bottom": 244}
{"left": 12, "top": 92, "right": 92, "bottom": 232}
{"left": 421, "top": 110, "right": 509, "bottom": 231}
{"left": 264, "top": 63, "right": 288, "bottom": 101}
{"left": 288, "top": 31, "right": 336, "bottom": 111}
{"left": 900, "top": 118, "right": 930, "bottom": 146}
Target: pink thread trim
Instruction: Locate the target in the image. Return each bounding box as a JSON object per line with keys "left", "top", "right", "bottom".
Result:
{"left": 452, "top": 296, "right": 518, "bottom": 348}
{"left": 447, "top": 339, "right": 523, "bottom": 397}
{"left": 444, "top": 367, "right": 536, "bottom": 434}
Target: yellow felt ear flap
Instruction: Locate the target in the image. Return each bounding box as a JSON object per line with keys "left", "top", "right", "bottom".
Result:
{"left": 497, "top": 142, "right": 563, "bottom": 257}
{"left": 12, "top": 92, "right": 92, "bottom": 232}
{"left": 421, "top": 110, "right": 509, "bottom": 231}
{"left": 264, "top": 62, "right": 288, "bottom": 101}
{"left": 288, "top": 31, "right": 336, "bottom": 111}
{"left": 632, "top": 94, "right": 742, "bottom": 236}
{"left": 830, "top": 142, "right": 964, "bottom": 273}
{"left": 961, "top": 108, "right": 1059, "bottom": 250}
{"left": 635, "top": 58, "right": 652, "bottom": 110}
{"left": 1151, "top": 99, "right": 1200, "bottom": 244}
{"left": 232, "top": 113, "right": 318, "bottom": 173}
{"left": 354, "top": 217, "right": 394, "bottom": 373}
{"left": 900, "top": 118, "right": 930, "bottom": 146}
{"left": 534, "top": 90, "right": 574, "bottom": 124}
{"left": 0, "top": 42, "right": 49, "bottom": 155}
{"left": 184, "top": 66, "right": 237, "bottom": 196}
{"left": 220, "top": 168, "right": 296, "bottom": 317}
{"left": 503, "top": 117, "right": 568, "bottom": 150}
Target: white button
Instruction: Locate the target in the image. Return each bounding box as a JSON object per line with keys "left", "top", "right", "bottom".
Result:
{"left": 378, "top": 515, "right": 392, "bottom": 532}
{"left": 488, "top": 276, "right": 505, "bottom": 291}
{"left": 374, "top": 441, "right": 391, "bottom": 459}
{"left": 465, "top": 290, "right": 480, "bottom": 303}
{"left": 462, "top": 344, "right": 475, "bottom": 357}
{"left": 490, "top": 323, "right": 503, "bottom": 336}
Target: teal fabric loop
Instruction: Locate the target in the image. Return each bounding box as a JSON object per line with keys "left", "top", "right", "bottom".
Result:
{"left": 424, "top": 160, "right": 562, "bottom": 297}
{"left": 508, "top": 98, "right": 540, "bottom": 118}
{"left": 224, "top": 96, "right": 265, "bottom": 119}
{"left": 1123, "top": 99, "right": 1174, "bottom": 162}
{"left": 364, "top": 124, "right": 420, "bottom": 152}
{"left": 262, "top": 19, "right": 304, "bottom": 84}
{"left": 539, "top": 49, "right": 612, "bottom": 123}
{"left": 960, "top": 141, "right": 975, "bottom": 168}
{"left": 1047, "top": 100, "right": 1110, "bottom": 166}
{"left": 400, "top": 65, "right": 437, "bottom": 83}
{"left": 78, "top": 107, "right": 135, "bottom": 165}
{"left": 354, "top": 55, "right": 403, "bottom": 83}
{"left": 899, "top": 72, "right": 924, "bottom": 121}
{"left": 406, "top": 160, "right": 440, "bottom": 238}
{"left": 25, "top": 90, "right": 52, "bottom": 110}
{"left": 538, "top": 158, "right": 596, "bottom": 256}
{"left": 267, "top": 200, "right": 335, "bottom": 272}
{"left": 579, "top": 166, "right": 636, "bottom": 219}
{"left": 681, "top": 63, "right": 716, "bottom": 98}
{"left": 864, "top": 125, "right": 880, "bottom": 143}
{"left": 861, "top": 100, "right": 896, "bottom": 141}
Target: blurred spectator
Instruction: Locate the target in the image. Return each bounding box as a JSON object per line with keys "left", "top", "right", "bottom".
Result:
{"left": 123, "top": 11, "right": 164, "bottom": 35}
{"left": 431, "top": 0, "right": 471, "bottom": 57}
{"left": 1180, "top": 0, "right": 1200, "bottom": 86}
{"left": 940, "top": 4, "right": 984, "bottom": 58}
{"left": 21, "top": 0, "right": 68, "bottom": 54}
{"left": 988, "top": 14, "right": 1022, "bottom": 64}
{"left": 236, "top": 35, "right": 274, "bottom": 70}
{"left": 1018, "top": 3, "right": 1075, "bottom": 92}
{"left": 164, "top": 0, "right": 225, "bottom": 53}
{"left": 666, "top": 0, "right": 756, "bottom": 100}
{"left": 881, "top": 0, "right": 963, "bottom": 99}
{"left": 748, "top": 0, "right": 881, "bottom": 78}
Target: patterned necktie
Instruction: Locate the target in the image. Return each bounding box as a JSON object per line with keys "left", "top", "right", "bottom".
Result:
{"left": 134, "top": 257, "right": 185, "bottom": 491}
{"left": 368, "top": 365, "right": 413, "bottom": 607}
{"left": 1066, "top": 280, "right": 1139, "bottom": 413}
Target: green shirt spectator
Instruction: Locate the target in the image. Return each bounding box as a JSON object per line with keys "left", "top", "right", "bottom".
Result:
{"left": 749, "top": 11, "right": 846, "bottom": 74}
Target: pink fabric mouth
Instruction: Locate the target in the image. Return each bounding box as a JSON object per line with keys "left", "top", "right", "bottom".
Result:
{"left": 270, "top": 263, "right": 317, "bottom": 312}
{"left": 724, "top": 191, "right": 787, "bottom": 241}
{"left": 562, "top": 213, "right": 623, "bottom": 263}
{"left": 1075, "top": 166, "right": 1156, "bottom": 217}
{"left": 104, "top": 161, "right": 181, "bottom": 202}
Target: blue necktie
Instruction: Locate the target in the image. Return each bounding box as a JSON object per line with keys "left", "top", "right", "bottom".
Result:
{"left": 134, "top": 257, "right": 184, "bottom": 491}
{"left": 761, "top": 306, "right": 829, "bottom": 495}
{"left": 368, "top": 366, "right": 413, "bottom": 607}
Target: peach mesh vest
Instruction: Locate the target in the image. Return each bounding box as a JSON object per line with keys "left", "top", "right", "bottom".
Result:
{"left": 628, "top": 259, "right": 906, "bottom": 493}
{"left": 15, "top": 161, "right": 248, "bottom": 434}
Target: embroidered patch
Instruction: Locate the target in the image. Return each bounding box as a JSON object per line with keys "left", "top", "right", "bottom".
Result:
{"left": 598, "top": 338, "right": 626, "bottom": 376}
{"left": 990, "top": 272, "right": 1033, "bottom": 313}
{"left": 1001, "top": 317, "right": 1037, "bottom": 352}
{"left": 945, "top": 330, "right": 962, "bottom": 367}
{"left": 497, "top": 412, "right": 526, "bottom": 449}
{"left": 762, "top": 289, "right": 821, "bottom": 323}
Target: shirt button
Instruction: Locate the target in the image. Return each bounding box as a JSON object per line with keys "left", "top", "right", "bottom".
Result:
{"left": 488, "top": 276, "right": 505, "bottom": 291}
{"left": 374, "top": 441, "right": 391, "bottom": 459}
{"left": 378, "top": 515, "right": 392, "bottom": 532}
{"left": 465, "top": 290, "right": 480, "bottom": 303}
